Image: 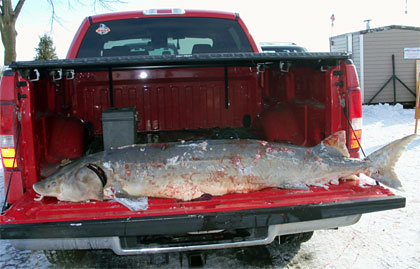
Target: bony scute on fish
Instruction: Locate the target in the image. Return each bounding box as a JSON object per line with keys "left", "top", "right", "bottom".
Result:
{"left": 33, "top": 131, "right": 416, "bottom": 206}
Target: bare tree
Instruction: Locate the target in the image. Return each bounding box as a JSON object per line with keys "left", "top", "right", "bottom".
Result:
{"left": 0, "top": 0, "right": 123, "bottom": 65}
{"left": 0, "top": 0, "right": 25, "bottom": 65}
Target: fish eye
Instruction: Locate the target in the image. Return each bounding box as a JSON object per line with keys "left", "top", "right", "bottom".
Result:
{"left": 47, "top": 181, "right": 57, "bottom": 188}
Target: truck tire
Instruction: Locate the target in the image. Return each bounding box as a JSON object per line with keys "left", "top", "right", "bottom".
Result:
{"left": 43, "top": 250, "right": 88, "bottom": 266}
{"left": 279, "top": 231, "right": 314, "bottom": 245}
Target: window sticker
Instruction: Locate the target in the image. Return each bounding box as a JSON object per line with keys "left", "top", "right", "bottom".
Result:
{"left": 96, "top": 24, "right": 111, "bottom": 35}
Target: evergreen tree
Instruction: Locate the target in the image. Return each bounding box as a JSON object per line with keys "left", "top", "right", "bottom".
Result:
{"left": 34, "top": 33, "right": 58, "bottom": 60}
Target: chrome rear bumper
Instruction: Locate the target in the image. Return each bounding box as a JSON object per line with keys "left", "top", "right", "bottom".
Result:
{"left": 10, "top": 214, "right": 360, "bottom": 255}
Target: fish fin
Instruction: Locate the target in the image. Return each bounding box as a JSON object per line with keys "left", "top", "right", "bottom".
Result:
{"left": 321, "top": 131, "right": 350, "bottom": 157}
{"left": 60, "top": 158, "right": 73, "bottom": 167}
{"left": 114, "top": 190, "right": 134, "bottom": 198}
{"left": 114, "top": 196, "right": 148, "bottom": 211}
{"left": 341, "top": 174, "right": 358, "bottom": 181}
{"left": 283, "top": 183, "right": 310, "bottom": 190}
{"left": 367, "top": 134, "right": 417, "bottom": 190}
{"left": 313, "top": 131, "right": 350, "bottom": 157}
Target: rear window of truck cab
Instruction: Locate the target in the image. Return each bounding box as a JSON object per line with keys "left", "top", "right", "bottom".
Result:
{"left": 76, "top": 17, "right": 253, "bottom": 58}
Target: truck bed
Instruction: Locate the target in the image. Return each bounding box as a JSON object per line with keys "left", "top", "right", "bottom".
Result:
{"left": 2, "top": 52, "right": 403, "bottom": 240}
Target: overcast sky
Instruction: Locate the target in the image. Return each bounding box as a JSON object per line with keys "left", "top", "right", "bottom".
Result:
{"left": 1, "top": 0, "right": 419, "bottom": 64}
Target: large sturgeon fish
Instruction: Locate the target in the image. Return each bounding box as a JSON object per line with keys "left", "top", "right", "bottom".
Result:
{"left": 33, "top": 131, "right": 416, "bottom": 203}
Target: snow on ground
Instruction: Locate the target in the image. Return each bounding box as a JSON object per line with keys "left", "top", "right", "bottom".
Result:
{"left": 292, "top": 104, "right": 420, "bottom": 269}
{"left": 1, "top": 104, "right": 419, "bottom": 268}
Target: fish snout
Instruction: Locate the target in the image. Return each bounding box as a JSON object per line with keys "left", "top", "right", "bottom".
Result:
{"left": 33, "top": 182, "right": 43, "bottom": 195}
{"left": 33, "top": 177, "right": 62, "bottom": 197}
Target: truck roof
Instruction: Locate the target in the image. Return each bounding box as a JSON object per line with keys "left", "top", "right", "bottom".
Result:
{"left": 89, "top": 9, "right": 238, "bottom": 23}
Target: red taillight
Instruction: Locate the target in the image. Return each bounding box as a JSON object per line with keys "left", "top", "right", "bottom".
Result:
{"left": 342, "top": 60, "right": 363, "bottom": 157}
{"left": 350, "top": 122, "right": 362, "bottom": 150}
{"left": 1, "top": 148, "right": 17, "bottom": 168}
{"left": 348, "top": 88, "right": 363, "bottom": 155}
{"left": 0, "top": 103, "right": 18, "bottom": 169}
{"left": 345, "top": 62, "right": 360, "bottom": 89}
{"left": 0, "top": 104, "right": 14, "bottom": 134}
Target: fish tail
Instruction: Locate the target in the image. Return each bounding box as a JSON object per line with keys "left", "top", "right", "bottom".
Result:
{"left": 366, "top": 134, "right": 416, "bottom": 190}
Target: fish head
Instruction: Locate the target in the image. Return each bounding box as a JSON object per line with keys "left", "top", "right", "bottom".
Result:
{"left": 33, "top": 164, "right": 106, "bottom": 202}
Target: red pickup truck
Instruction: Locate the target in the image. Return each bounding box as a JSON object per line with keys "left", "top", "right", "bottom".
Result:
{"left": 0, "top": 9, "right": 404, "bottom": 261}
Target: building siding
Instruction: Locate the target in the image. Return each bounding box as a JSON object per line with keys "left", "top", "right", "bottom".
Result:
{"left": 363, "top": 29, "right": 419, "bottom": 103}
{"left": 351, "top": 34, "right": 361, "bottom": 84}
{"left": 330, "top": 35, "right": 347, "bottom": 53}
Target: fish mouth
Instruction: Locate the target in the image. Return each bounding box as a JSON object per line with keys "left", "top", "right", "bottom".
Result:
{"left": 32, "top": 183, "right": 45, "bottom": 201}
{"left": 32, "top": 183, "right": 41, "bottom": 194}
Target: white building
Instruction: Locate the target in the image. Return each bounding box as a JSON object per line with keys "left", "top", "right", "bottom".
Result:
{"left": 330, "top": 25, "right": 420, "bottom": 104}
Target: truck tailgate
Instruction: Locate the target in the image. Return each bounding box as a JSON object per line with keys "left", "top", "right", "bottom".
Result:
{"left": 1, "top": 181, "right": 404, "bottom": 239}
